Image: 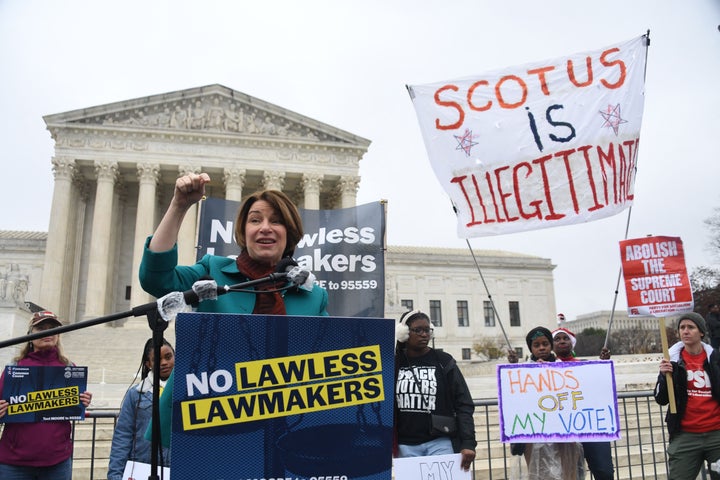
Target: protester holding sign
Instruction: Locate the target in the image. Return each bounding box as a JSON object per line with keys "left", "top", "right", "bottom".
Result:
{"left": 139, "top": 172, "right": 329, "bottom": 447}
{"left": 0, "top": 311, "right": 93, "bottom": 480}
{"left": 509, "top": 326, "right": 584, "bottom": 480}
{"left": 394, "top": 310, "right": 476, "bottom": 471}
{"left": 552, "top": 327, "right": 614, "bottom": 480}
{"left": 655, "top": 312, "right": 720, "bottom": 480}
{"left": 107, "top": 338, "right": 174, "bottom": 480}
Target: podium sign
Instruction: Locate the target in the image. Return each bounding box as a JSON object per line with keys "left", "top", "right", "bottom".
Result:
{"left": 170, "top": 312, "right": 395, "bottom": 480}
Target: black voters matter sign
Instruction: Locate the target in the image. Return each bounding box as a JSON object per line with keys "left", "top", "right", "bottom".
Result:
{"left": 197, "top": 197, "right": 386, "bottom": 318}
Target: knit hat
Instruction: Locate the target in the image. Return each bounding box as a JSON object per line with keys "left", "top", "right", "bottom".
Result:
{"left": 552, "top": 327, "right": 577, "bottom": 348}
{"left": 676, "top": 312, "right": 708, "bottom": 337}
{"left": 526, "top": 326, "right": 553, "bottom": 349}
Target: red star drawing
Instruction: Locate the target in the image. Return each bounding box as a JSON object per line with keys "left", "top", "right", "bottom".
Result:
{"left": 599, "top": 104, "right": 628, "bottom": 135}
{"left": 454, "top": 128, "right": 478, "bottom": 157}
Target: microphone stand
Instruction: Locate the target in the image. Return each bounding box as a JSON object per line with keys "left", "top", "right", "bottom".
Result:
{"left": 146, "top": 308, "right": 168, "bottom": 480}
{"left": 0, "top": 300, "right": 170, "bottom": 480}
{"left": 0, "top": 268, "right": 301, "bottom": 480}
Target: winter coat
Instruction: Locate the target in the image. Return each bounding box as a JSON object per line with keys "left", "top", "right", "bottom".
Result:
{"left": 395, "top": 348, "right": 477, "bottom": 452}
{"left": 0, "top": 348, "right": 75, "bottom": 467}
{"left": 107, "top": 373, "right": 170, "bottom": 480}
{"left": 654, "top": 341, "right": 720, "bottom": 440}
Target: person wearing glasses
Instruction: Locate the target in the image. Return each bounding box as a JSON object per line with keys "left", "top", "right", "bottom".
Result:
{"left": 393, "top": 310, "right": 476, "bottom": 471}
{"left": 0, "top": 311, "right": 93, "bottom": 480}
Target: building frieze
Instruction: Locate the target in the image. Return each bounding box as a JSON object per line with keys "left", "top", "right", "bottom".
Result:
{"left": 44, "top": 84, "right": 371, "bottom": 153}
{"left": 50, "top": 132, "right": 361, "bottom": 172}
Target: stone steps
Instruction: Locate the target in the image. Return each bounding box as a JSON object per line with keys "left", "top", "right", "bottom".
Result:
{"left": 62, "top": 320, "right": 177, "bottom": 388}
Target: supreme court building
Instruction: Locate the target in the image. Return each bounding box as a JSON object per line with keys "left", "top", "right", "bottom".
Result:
{"left": 1, "top": 84, "right": 558, "bottom": 362}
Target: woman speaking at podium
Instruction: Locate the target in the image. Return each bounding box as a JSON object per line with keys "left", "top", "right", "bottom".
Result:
{"left": 139, "top": 172, "right": 329, "bottom": 447}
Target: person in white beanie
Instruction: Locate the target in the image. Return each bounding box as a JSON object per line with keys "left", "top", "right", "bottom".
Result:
{"left": 394, "top": 310, "right": 476, "bottom": 471}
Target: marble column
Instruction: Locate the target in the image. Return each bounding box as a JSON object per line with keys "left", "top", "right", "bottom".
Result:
{"left": 108, "top": 181, "right": 126, "bottom": 312}
{"left": 262, "top": 171, "right": 286, "bottom": 191}
{"left": 302, "top": 173, "right": 323, "bottom": 209}
{"left": 40, "top": 157, "right": 76, "bottom": 317}
{"left": 130, "top": 163, "right": 160, "bottom": 307}
{"left": 338, "top": 175, "right": 360, "bottom": 208}
{"left": 84, "top": 160, "right": 118, "bottom": 318}
{"left": 67, "top": 179, "right": 89, "bottom": 323}
{"left": 224, "top": 167, "right": 246, "bottom": 202}
{"left": 178, "top": 165, "right": 200, "bottom": 266}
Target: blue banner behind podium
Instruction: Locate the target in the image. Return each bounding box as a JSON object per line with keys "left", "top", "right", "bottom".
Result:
{"left": 171, "top": 312, "right": 395, "bottom": 480}
{"left": 197, "top": 198, "right": 387, "bottom": 318}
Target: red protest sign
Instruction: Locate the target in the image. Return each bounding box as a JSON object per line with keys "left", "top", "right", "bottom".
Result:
{"left": 619, "top": 236, "right": 693, "bottom": 317}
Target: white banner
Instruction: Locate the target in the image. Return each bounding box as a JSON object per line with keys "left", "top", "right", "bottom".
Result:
{"left": 409, "top": 35, "right": 648, "bottom": 237}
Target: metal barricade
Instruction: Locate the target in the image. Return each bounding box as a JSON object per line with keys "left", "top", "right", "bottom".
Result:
{"left": 74, "top": 391, "right": 671, "bottom": 480}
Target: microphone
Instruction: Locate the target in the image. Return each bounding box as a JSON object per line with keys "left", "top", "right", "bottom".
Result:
{"left": 185, "top": 258, "right": 299, "bottom": 304}
{"left": 285, "top": 265, "right": 316, "bottom": 292}
{"left": 149, "top": 258, "right": 315, "bottom": 322}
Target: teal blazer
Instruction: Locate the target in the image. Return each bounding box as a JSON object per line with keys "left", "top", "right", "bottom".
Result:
{"left": 139, "top": 236, "right": 329, "bottom": 446}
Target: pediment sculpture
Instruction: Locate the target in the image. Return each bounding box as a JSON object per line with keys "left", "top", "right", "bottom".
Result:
{"left": 97, "top": 96, "right": 328, "bottom": 141}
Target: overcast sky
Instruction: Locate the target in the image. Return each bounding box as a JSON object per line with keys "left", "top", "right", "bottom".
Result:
{"left": 1, "top": 0, "right": 718, "bottom": 322}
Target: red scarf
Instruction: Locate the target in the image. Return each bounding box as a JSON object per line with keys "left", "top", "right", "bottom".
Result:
{"left": 235, "top": 251, "right": 287, "bottom": 316}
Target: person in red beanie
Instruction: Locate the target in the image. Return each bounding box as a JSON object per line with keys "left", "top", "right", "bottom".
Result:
{"left": 552, "top": 327, "right": 614, "bottom": 480}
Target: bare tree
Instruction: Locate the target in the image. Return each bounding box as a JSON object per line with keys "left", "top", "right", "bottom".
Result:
{"left": 472, "top": 336, "right": 507, "bottom": 361}
{"left": 704, "top": 205, "right": 720, "bottom": 259}
{"left": 690, "top": 206, "right": 720, "bottom": 315}
{"left": 609, "top": 328, "right": 661, "bottom": 354}
{"left": 575, "top": 328, "right": 606, "bottom": 356}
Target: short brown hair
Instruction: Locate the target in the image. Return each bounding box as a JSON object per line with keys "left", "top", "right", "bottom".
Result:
{"left": 234, "top": 190, "right": 303, "bottom": 258}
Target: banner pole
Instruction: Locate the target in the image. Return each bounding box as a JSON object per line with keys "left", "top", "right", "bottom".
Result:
{"left": 659, "top": 317, "right": 677, "bottom": 414}
{"left": 606, "top": 31, "right": 650, "bottom": 345}
{"left": 464, "top": 238, "right": 512, "bottom": 350}
{"left": 603, "top": 206, "right": 635, "bottom": 349}
{"left": 448, "top": 200, "right": 512, "bottom": 350}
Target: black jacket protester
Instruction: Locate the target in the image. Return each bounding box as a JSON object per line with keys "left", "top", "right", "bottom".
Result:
{"left": 653, "top": 342, "right": 720, "bottom": 440}
{"left": 395, "top": 349, "right": 477, "bottom": 452}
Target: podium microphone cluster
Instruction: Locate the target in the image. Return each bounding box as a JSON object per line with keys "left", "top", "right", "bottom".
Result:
{"left": 146, "top": 258, "right": 315, "bottom": 322}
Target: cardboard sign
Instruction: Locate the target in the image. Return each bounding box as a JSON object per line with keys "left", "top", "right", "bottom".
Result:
{"left": 619, "top": 236, "right": 693, "bottom": 316}
{"left": 394, "top": 454, "right": 471, "bottom": 480}
{"left": 497, "top": 361, "right": 619, "bottom": 442}
{"left": 122, "top": 461, "right": 170, "bottom": 480}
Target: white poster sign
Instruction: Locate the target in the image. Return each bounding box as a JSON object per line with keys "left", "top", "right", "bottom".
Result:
{"left": 497, "top": 361, "right": 620, "bottom": 442}
{"left": 393, "top": 453, "right": 470, "bottom": 480}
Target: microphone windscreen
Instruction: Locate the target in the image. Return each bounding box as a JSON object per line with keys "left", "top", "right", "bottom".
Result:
{"left": 275, "top": 257, "right": 298, "bottom": 273}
